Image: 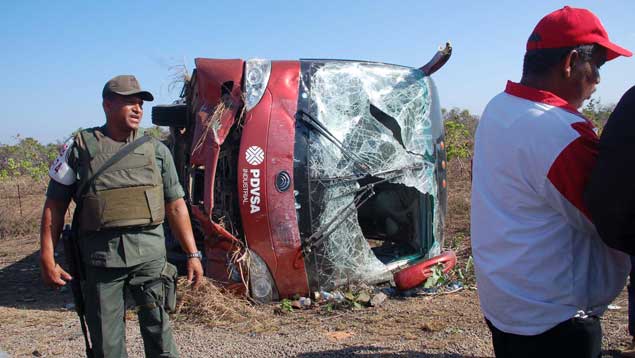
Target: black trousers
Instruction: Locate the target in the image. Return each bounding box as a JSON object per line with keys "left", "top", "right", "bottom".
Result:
{"left": 486, "top": 316, "right": 602, "bottom": 358}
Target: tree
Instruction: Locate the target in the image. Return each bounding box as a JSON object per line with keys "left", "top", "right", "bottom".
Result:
{"left": 145, "top": 126, "right": 169, "bottom": 141}
{"left": 582, "top": 98, "right": 615, "bottom": 131}
{"left": 442, "top": 108, "right": 478, "bottom": 162}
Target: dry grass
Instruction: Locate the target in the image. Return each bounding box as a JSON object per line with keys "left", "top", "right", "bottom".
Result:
{"left": 167, "top": 62, "right": 190, "bottom": 94}
{"left": 443, "top": 158, "right": 474, "bottom": 282}
{"left": 444, "top": 159, "right": 472, "bottom": 250}
{"left": 173, "top": 278, "right": 279, "bottom": 333}
{"left": 191, "top": 101, "right": 230, "bottom": 155}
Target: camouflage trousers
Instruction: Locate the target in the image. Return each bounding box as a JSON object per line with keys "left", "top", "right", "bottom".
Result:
{"left": 84, "top": 258, "right": 178, "bottom": 358}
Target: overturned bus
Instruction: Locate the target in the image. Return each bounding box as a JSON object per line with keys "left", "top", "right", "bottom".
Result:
{"left": 153, "top": 44, "right": 455, "bottom": 302}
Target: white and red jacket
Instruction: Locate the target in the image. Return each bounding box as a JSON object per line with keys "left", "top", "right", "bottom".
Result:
{"left": 471, "top": 81, "right": 629, "bottom": 335}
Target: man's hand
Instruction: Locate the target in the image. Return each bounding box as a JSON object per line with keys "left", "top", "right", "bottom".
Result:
{"left": 41, "top": 261, "right": 72, "bottom": 288}
{"left": 186, "top": 258, "right": 204, "bottom": 289}
{"left": 40, "top": 197, "right": 71, "bottom": 288}
{"left": 166, "top": 198, "right": 204, "bottom": 289}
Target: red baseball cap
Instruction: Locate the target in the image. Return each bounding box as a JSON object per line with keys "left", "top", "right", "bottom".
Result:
{"left": 527, "top": 6, "right": 632, "bottom": 61}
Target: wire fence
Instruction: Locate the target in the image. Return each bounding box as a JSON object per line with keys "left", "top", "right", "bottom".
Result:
{"left": 0, "top": 177, "right": 49, "bottom": 239}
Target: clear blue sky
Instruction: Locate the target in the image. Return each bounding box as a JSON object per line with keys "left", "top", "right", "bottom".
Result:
{"left": 1, "top": 0, "right": 634, "bottom": 144}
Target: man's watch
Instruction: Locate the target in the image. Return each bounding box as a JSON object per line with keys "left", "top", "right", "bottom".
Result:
{"left": 186, "top": 251, "right": 203, "bottom": 260}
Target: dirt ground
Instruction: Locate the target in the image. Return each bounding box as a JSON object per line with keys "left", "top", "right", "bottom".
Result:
{"left": 0, "top": 234, "right": 633, "bottom": 358}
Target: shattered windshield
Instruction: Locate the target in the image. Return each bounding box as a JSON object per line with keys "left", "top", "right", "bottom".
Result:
{"left": 298, "top": 61, "right": 444, "bottom": 289}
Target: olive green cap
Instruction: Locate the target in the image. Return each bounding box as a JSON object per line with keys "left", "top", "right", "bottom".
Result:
{"left": 102, "top": 75, "right": 154, "bottom": 101}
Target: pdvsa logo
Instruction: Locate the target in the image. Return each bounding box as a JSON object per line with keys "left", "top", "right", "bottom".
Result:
{"left": 243, "top": 146, "right": 265, "bottom": 214}
{"left": 245, "top": 146, "right": 264, "bottom": 165}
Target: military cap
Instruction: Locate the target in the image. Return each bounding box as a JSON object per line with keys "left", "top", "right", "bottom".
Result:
{"left": 102, "top": 75, "right": 154, "bottom": 101}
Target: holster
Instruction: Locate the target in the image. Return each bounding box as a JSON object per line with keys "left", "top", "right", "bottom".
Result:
{"left": 161, "top": 262, "right": 178, "bottom": 313}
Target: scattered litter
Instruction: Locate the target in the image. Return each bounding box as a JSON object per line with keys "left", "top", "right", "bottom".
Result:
{"left": 299, "top": 297, "right": 312, "bottom": 307}
{"left": 344, "top": 291, "right": 356, "bottom": 302}
{"left": 320, "top": 290, "right": 333, "bottom": 301}
{"left": 291, "top": 300, "right": 303, "bottom": 310}
{"left": 370, "top": 292, "right": 387, "bottom": 307}
{"left": 289, "top": 297, "right": 313, "bottom": 310}
{"left": 279, "top": 286, "right": 393, "bottom": 312}
{"left": 332, "top": 291, "right": 345, "bottom": 303}
{"left": 400, "top": 281, "right": 464, "bottom": 297}
{"left": 357, "top": 291, "right": 371, "bottom": 305}
{"left": 274, "top": 278, "right": 462, "bottom": 313}
{"left": 607, "top": 304, "right": 622, "bottom": 310}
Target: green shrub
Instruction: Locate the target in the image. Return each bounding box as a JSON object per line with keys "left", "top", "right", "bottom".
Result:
{"left": 0, "top": 136, "right": 58, "bottom": 181}
{"left": 442, "top": 108, "right": 478, "bottom": 162}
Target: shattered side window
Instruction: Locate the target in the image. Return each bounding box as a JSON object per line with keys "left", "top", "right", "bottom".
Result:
{"left": 298, "top": 61, "right": 443, "bottom": 289}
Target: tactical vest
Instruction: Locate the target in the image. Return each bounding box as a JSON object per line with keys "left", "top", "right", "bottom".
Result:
{"left": 76, "top": 128, "right": 165, "bottom": 233}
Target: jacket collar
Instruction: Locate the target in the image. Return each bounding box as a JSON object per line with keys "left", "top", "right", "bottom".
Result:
{"left": 504, "top": 81, "right": 581, "bottom": 115}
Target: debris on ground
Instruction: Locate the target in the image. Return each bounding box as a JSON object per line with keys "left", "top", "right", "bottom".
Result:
{"left": 288, "top": 297, "right": 312, "bottom": 310}
{"left": 357, "top": 291, "right": 371, "bottom": 305}
{"left": 370, "top": 292, "right": 388, "bottom": 307}
{"left": 397, "top": 281, "right": 464, "bottom": 297}
{"left": 273, "top": 273, "right": 464, "bottom": 313}
{"left": 180, "top": 255, "right": 465, "bottom": 320}
{"left": 394, "top": 261, "right": 465, "bottom": 297}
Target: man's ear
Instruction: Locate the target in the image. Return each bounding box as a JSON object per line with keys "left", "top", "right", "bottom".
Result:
{"left": 562, "top": 50, "right": 579, "bottom": 79}
{"left": 102, "top": 99, "right": 110, "bottom": 113}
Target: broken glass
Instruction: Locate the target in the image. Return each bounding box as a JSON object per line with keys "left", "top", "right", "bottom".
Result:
{"left": 300, "top": 61, "right": 444, "bottom": 289}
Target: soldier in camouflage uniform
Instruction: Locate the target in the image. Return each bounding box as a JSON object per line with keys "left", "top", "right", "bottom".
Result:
{"left": 39, "top": 75, "right": 204, "bottom": 358}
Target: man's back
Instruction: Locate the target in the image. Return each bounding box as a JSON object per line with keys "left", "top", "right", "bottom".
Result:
{"left": 471, "top": 83, "right": 629, "bottom": 335}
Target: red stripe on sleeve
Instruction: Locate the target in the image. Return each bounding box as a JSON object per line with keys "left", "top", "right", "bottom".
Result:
{"left": 546, "top": 122, "right": 599, "bottom": 220}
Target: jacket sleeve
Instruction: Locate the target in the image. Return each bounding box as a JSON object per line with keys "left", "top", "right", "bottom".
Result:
{"left": 46, "top": 137, "right": 79, "bottom": 202}
{"left": 154, "top": 140, "right": 185, "bottom": 202}
{"left": 541, "top": 119, "right": 599, "bottom": 234}
{"left": 585, "top": 86, "right": 635, "bottom": 254}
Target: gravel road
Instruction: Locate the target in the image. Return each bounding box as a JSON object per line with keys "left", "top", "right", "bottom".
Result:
{"left": 1, "top": 236, "right": 632, "bottom": 358}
